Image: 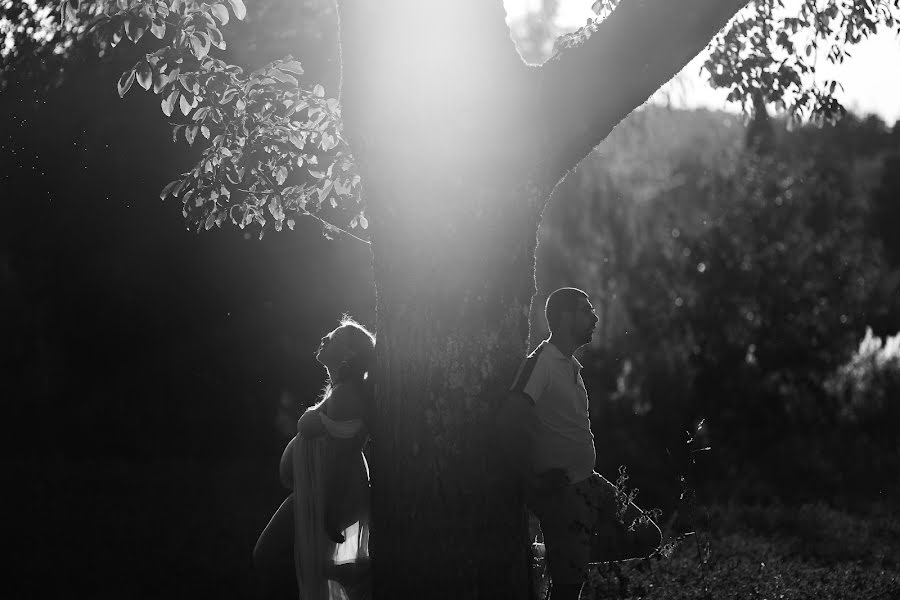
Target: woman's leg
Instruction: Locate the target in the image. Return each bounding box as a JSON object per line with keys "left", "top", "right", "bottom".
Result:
{"left": 253, "top": 495, "right": 297, "bottom": 599}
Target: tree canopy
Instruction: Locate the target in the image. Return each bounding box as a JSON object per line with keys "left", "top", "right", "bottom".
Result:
{"left": 5, "top": 0, "right": 899, "bottom": 238}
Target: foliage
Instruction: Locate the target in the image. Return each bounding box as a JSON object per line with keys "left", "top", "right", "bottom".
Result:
{"left": 0, "top": 0, "right": 84, "bottom": 87}
{"left": 21, "top": 0, "right": 888, "bottom": 238}
{"left": 870, "top": 152, "right": 900, "bottom": 267}
{"left": 536, "top": 105, "right": 898, "bottom": 502}
{"left": 57, "top": 0, "right": 365, "bottom": 239}
{"left": 518, "top": 0, "right": 900, "bottom": 125}
{"left": 706, "top": 0, "right": 900, "bottom": 126}
{"left": 10, "top": 455, "right": 899, "bottom": 597}
{"left": 826, "top": 326, "right": 900, "bottom": 424}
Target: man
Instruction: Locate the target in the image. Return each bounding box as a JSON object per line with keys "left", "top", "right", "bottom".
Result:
{"left": 499, "top": 287, "right": 661, "bottom": 600}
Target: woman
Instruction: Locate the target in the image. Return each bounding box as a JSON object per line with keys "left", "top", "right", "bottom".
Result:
{"left": 254, "top": 316, "right": 375, "bottom": 600}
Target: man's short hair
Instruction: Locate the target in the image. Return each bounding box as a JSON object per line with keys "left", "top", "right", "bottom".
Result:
{"left": 545, "top": 287, "right": 589, "bottom": 332}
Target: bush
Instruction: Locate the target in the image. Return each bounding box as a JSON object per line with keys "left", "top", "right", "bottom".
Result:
{"left": 826, "top": 327, "right": 900, "bottom": 426}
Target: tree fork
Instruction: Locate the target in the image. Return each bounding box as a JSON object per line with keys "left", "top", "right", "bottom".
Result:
{"left": 332, "top": 0, "right": 755, "bottom": 597}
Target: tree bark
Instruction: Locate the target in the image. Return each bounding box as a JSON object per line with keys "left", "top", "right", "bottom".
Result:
{"left": 332, "top": 0, "right": 752, "bottom": 597}
{"left": 539, "top": 0, "right": 751, "bottom": 182}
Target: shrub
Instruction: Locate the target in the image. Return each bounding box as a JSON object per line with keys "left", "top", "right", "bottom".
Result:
{"left": 826, "top": 327, "right": 900, "bottom": 426}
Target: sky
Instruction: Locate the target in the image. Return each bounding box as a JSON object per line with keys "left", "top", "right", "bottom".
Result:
{"left": 504, "top": 0, "right": 900, "bottom": 125}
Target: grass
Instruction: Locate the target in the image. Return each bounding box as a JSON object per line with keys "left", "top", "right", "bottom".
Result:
{"left": 581, "top": 502, "right": 900, "bottom": 600}
{"left": 9, "top": 457, "right": 899, "bottom": 599}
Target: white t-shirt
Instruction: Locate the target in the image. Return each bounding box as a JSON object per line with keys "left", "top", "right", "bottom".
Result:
{"left": 510, "top": 341, "right": 596, "bottom": 484}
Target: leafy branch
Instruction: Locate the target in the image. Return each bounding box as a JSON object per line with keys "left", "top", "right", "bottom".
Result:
{"left": 705, "top": 0, "right": 900, "bottom": 127}
{"left": 62, "top": 0, "right": 368, "bottom": 241}
{"left": 551, "top": 0, "right": 899, "bottom": 128}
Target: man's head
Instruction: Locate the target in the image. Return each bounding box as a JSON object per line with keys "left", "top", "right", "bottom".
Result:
{"left": 545, "top": 287, "right": 597, "bottom": 347}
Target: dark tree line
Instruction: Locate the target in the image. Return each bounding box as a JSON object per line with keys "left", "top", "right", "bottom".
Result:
{"left": 536, "top": 104, "right": 900, "bottom": 506}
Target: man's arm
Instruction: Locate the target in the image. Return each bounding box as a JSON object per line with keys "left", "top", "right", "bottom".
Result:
{"left": 496, "top": 391, "right": 571, "bottom": 493}
{"left": 495, "top": 391, "right": 538, "bottom": 491}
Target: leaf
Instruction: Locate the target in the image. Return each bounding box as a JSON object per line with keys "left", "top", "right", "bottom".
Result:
{"left": 185, "top": 125, "right": 198, "bottom": 146}
{"left": 220, "top": 88, "right": 238, "bottom": 104}
{"left": 207, "top": 25, "right": 224, "bottom": 49}
{"left": 180, "top": 92, "right": 193, "bottom": 116}
{"left": 192, "top": 106, "right": 211, "bottom": 121}
{"left": 333, "top": 179, "right": 351, "bottom": 195}
{"left": 153, "top": 71, "right": 169, "bottom": 94}
{"left": 160, "top": 179, "right": 180, "bottom": 200}
{"left": 184, "top": 73, "right": 200, "bottom": 94}
{"left": 359, "top": 214, "right": 368, "bottom": 229}
{"left": 226, "top": 0, "right": 246, "bottom": 20}
{"left": 317, "top": 180, "right": 333, "bottom": 203}
{"left": 117, "top": 68, "right": 137, "bottom": 98}
{"left": 150, "top": 18, "right": 166, "bottom": 39}
{"left": 85, "top": 14, "right": 109, "bottom": 33}
{"left": 63, "top": 0, "right": 77, "bottom": 22}
{"left": 190, "top": 32, "right": 211, "bottom": 58}
{"left": 162, "top": 88, "right": 180, "bottom": 116}
{"left": 279, "top": 60, "right": 304, "bottom": 76}
{"left": 125, "top": 17, "right": 147, "bottom": 44}
{"left": 201, "top": 125, "right": 210, "bottom": 139}
{"left": 313, "top": 84, "right": 325, "bottom": 97}
{"left": 289, "top": 133, "right": 305, "bottom": 150}
{"left": 320, "top": 132, "right": 336, "bottom": 152}
{"left": 136, "top": 61, "right": 153, "bottom": 91}
{"left": 269, "top": 70, "right": 297, "bottom": 86}
{"left": 275, "top": 166, "right": 288, "bottom": 185}
{"left": 210, "top": 3, "right": 229, "bottom": 24}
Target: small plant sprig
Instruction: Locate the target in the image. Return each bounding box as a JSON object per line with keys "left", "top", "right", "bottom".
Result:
{"left": 583, "top": 420, "right": 712, "bottom": 599}
{"left": 679, "top": 418, "right": 712, "bottom": 564}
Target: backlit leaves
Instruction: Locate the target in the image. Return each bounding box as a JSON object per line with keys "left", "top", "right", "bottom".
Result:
{"left": 549, "top": 0, "right": 900, "bottom": 128}
{"left": 136, "top": 60, "right": 153, "bottom": 90}
{"left": 225, "top": 0, "right": 245, "bottom": 21}
{"left": 117, "top": 67, "right": 136, "bottom": 97}
{"left": 69, "top": 0, "right": 367, "bottom": 240}
{"left": 703, "top": 0, "right": 900, "bottom": 126}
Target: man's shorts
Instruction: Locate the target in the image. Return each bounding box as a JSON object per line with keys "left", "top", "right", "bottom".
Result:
{"left": 527, "top": 472, "right": 622, "bottom": 585}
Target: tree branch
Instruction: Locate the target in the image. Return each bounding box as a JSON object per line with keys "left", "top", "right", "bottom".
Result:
{"left": 537, "top": 0, "right": 750, "bottom": 183}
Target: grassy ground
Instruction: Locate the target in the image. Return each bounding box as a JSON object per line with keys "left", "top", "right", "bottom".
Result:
{"left": 581, "top": 502, "right": 900, "bottom": 600}
{"left": 9, "top": 457, "right": 899, "bottom": 599}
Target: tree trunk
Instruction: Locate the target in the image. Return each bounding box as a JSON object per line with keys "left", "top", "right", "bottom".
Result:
{"left": 332, "top": 0, "right": 751, "bottom": 597}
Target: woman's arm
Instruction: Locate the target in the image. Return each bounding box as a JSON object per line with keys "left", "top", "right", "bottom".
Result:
{"left": 297, "top": 402, "right": 327, "bottom": 439}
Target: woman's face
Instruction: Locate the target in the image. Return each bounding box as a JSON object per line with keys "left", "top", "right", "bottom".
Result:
{"left": 316, "top": 326, "right": 352, "bottom": 369}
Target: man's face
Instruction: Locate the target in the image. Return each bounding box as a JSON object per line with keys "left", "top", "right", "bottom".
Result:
{"left": 570, "top": 296, "right": 598, "bottom": 346}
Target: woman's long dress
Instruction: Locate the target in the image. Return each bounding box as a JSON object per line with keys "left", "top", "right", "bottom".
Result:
{"left": 293, "top": 414, "right": 370, "bottom": 600}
